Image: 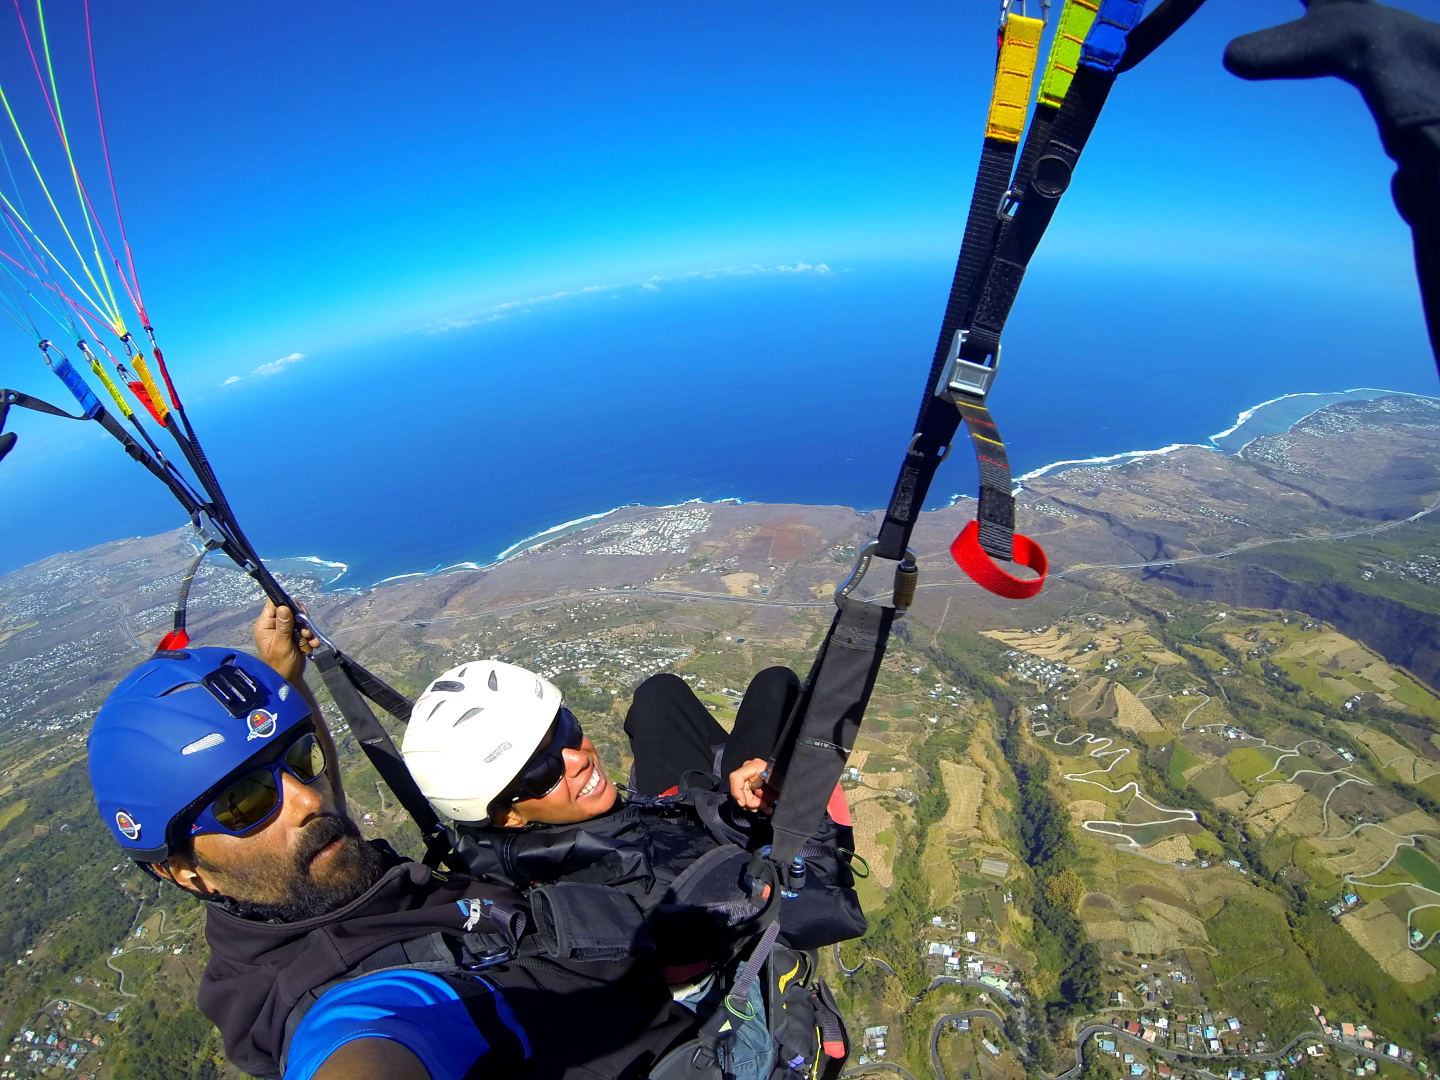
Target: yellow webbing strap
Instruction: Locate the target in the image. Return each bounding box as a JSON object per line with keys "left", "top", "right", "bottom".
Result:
{"left": 985, "top": 14, "right": 1044, "bottom": 144}
{"left": 130, "top": 353, "right": 171, "bottom": 425}
{"left": 86, "top": 353, "right": 134, "bottom": 420}
{"left": 1038, "top": 0, "right": 1101, "bottom": 108}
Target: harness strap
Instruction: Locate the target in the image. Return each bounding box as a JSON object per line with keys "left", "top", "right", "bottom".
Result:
{"left": 311, "top": 645, "right": 456, "bottom": 868}
{"left": 767, "top": 598, "right": 891, "bottom": 868}
{"left": 1, "top": 388, "right": 205, "bottom": 513}
{"left": 763, "top": 0, "right": 1209, "bottom": 909}
{"left": 723, "top": 920, "right": 782, "bottom": 1018}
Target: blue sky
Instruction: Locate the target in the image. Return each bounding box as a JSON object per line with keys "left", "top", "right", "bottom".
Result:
{"left": 0, "top": 1, "right": 1435, "bottom": 571}
{"left": 0, "top": 2, "right": 1427, "bottom": 376}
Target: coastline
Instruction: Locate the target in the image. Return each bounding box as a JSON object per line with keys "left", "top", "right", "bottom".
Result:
{"left": 278, "top": 387, "right": 1434, "bottom": 594}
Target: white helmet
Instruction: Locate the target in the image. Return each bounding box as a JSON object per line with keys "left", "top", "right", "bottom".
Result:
{"left": 402, "top": 660, "right": 562, "bottom": 823}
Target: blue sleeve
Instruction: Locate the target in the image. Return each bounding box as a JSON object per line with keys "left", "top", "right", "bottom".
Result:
{"left": 284, "top": 969, "right": 516, "bottom": 1080}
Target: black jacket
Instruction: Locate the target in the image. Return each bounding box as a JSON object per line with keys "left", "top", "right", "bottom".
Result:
{"left": 454, "top": 793, "right": 866, "bottom": 953}
{"left": 197, "top": 844, "right": 697, "bottom": 1079}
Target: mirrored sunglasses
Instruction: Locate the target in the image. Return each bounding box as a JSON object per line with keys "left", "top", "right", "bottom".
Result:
{"left": 188, "top": 729, "right": 328, "bottom": 837}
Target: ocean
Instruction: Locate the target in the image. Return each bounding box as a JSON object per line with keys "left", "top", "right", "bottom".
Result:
{"left": 0, "top": 257, "right": 1435, "bottom": 586}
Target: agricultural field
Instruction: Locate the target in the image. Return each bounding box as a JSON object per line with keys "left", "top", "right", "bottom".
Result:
{"left": 983, "top": 598, "right": 1440, "bottom": 1051}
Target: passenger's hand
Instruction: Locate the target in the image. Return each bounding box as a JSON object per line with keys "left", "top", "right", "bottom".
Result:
{"left": 1225, "top": 0, "right": 1440, "bottom": 156}
{"left": 728, "top": 758, "right": 775, "bottom": 814}
{"left": 252, "top": 601, "right": 315, "bottom": 684}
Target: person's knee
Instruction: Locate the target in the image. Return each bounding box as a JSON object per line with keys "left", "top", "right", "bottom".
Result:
{"left": 747, "top": 666, "right": 799, "bottom": 695}
{"left": 624, "top": 673, "right": 691, "bottom": 735}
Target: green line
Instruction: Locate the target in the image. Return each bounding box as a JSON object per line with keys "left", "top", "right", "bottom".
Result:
{"left": 36, "top": 0, "right": 123, "bottom": 330}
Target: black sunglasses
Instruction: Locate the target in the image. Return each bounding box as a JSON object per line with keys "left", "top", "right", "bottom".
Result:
{"left": 495, "top": 707, "right": 584, "bottom": 807}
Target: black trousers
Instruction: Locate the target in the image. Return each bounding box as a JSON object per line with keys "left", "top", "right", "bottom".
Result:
{"left": 623, "top": 668, "right": 800, "bottom": 796}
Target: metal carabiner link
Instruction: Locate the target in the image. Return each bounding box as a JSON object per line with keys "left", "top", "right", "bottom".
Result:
{"left": 293, "top": 610, "right": 340, "bottom": 654}
{"left": 836, "top": 539, "right": 920, "bottom": 613}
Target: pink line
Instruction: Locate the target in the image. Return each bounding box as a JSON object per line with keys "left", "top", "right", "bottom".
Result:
{"left": 0, "top": 228, "right": 114, "bottom": 331}
{"left": 85, "top": 0, "right": 145, "bottom": 323}
{"left": 10, "top": 0, "right": 141, "bottom": 319}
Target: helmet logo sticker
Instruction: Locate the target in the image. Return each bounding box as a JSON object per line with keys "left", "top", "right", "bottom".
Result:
{"left": 278, "top": 684, "right": 290, "bottom": 702}
{"left": 246, "top": 709, "right": 278, "bottom": 741}
{"left": 115, "top": 811, "right": 141, "bottom": 841}
{"left": 483, "top": 741, "right": 512, "bottom": 764}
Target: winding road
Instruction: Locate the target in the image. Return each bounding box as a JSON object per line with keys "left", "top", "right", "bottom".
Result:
{"left": 1051, "top": 727, "right": 1198, "bottom": 847}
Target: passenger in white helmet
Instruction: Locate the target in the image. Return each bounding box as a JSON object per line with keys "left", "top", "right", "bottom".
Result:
{"left": 267, "top": 612, "right": 863, "bottom": 955}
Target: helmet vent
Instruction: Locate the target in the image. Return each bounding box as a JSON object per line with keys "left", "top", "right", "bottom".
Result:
{"left": 458, "top": 666, "right": 468, "bottom": 678}
{"left": 426, "top": 699, "right": 447, "bottom": 721}
{"left": 432, "top": 680, "right": 465, "bottom": 693}
{"left": 159, "top": 682, "right": 204, "bottom": 697}
{"left": 180, "top": 732, "right": 226, "bottom": 755}
{"left": 453, "top": 707, "right": 485, "bottom": 727}
{"left": 487, "top": 670, "right": 499, "bottom": 692}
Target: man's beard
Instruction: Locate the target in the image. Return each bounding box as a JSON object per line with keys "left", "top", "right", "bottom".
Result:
{"left": 200, "top": 814, "right": 389, "bottom": 923}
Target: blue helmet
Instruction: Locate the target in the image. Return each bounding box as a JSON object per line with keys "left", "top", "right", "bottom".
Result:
{"left": 87, "top": 647, "right": 312, "bottom": 862}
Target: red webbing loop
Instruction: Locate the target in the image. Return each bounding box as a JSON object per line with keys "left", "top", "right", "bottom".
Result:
{"left": 156, "top": 629, "right": 189, "bottom": 651}
{"left": 125, "top": 380, "right": 166, "bottom": 425}
{"left": 949, "top": 520, "right": 1047, "bottom": 599}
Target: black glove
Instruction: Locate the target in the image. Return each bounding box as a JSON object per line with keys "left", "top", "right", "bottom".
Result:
{"left": 1226, "top": 0, "right": 1440, "bottom": 372}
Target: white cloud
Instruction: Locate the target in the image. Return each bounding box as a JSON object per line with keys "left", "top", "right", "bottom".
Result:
{"left": 219, "top": 352, "right": 306, "bottom": 387}
{"left": 253, "top": 352, "right": 305, "bottom": 377}
{"left": 420, "top": 260, "right": 838, "bottom": 334}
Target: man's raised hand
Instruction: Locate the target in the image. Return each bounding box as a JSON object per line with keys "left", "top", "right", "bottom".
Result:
{"left": 252, "top": 600, "right": 315, "bottom": 684}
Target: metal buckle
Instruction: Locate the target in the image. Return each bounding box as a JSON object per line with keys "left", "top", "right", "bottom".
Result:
{"left": 190, "top": 510, "right": 230, "bottom": 550}
{"left": 935, "top": 329, "right": 1000, "bottom": 402}
{"left": 835, "top": 541, "right": 879, "bottom": 606}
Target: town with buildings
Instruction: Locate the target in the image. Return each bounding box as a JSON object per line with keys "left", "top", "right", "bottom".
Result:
{"left": 1, "top": 1001, "right": 105, "bottom": 1079}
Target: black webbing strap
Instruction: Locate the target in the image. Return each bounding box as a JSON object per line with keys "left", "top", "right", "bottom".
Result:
{"left": 962, "top": 0, "right": 1209, "bottom": 365}
{"left": 0, "top": 392, "right": 11, "bottom": 463}
{"left": 879, "top": 119, "right": 1028, "bottom": 564}
{"left": 311, "top": 645, "right": 455, "bottom": 867}
{"left": 722, "top": 919, "right": 782, "bottom": 1018}
{"left": 336, "top": 652, "right": 419, "bottom": 725}
{"left": 1, "top": 388, "right": 207, "bottom": 513}
{"left": 766, "top": 598, "right": 893, "bottom": 868}
{"left": 764, "top": 0, "right": 1211, "bottom": 871}
{"left": 959, "top": 63, "right": 1118, "bottom": 370}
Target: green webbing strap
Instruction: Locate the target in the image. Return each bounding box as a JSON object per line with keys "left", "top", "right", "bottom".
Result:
{"left": 1038, "top": 0, "right": 1102, "bottom": 108}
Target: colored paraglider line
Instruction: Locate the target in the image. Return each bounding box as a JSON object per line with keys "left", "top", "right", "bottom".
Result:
{"left": 30, "top": 0, "right": 132, "bottom": 329}
{"left": 0, "top": 9, "right": 122, "bottom": 333}
{"left": 0, "top": 136, "right": 65, "bottom": 325}
{"left": 0, "top": 220, "right": 110, "bottom": 337}
{"left": 11, "top": 0, "right": 130, "bottom": 333}
{"left": 83, "top": 0, "right": 145, "bottom": 326}
{"left": 0, "top": 154, "right": 112, "bottom": 332}
{"left": 0, "top": 247, "right": 69, "bottom": 333}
